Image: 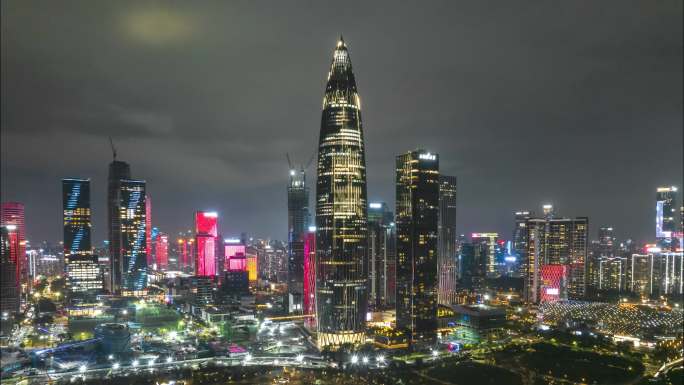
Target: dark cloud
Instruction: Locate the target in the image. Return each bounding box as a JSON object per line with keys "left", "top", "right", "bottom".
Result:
{"left": 2, "top": 0, "right": 682, "bottom": 245}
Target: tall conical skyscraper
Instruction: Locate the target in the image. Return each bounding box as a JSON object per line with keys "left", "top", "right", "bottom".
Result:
{"left": 315, "top": 36, "right": 368, "bottom": 348}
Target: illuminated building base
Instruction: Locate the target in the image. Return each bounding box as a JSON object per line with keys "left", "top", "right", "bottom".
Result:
{"left": 316, "top": 331, "right": 365, "bottom": 349}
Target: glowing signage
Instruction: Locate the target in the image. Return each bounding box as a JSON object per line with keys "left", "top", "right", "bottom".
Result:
{"left": 504, "top": 256, "right": 517, "bottom": 262}
{"left": 545, "top": 288, "right": 559, "bottom": 295}
{"left": 656, "top": 201, "right": 665, "bottom": 238}
{"left": 308, "top": 226, "right": 317, "bottom": 232}
{"left": 224, "top": 238, "right": 241, "bottom": 244}
{"left": 418, "top": 152, "right": 436, "bottom": 161}
{"left": 369, "top": 203, "right": 382, "bottom": 209}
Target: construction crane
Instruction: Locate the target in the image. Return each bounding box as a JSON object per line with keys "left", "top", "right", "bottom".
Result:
{"left": 108, "top": 136, "right": 117, "bottom": 161}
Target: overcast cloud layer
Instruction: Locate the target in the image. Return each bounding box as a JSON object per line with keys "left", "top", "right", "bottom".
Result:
{"left": 2, "top": 1, "right": 682, "bottom": 245}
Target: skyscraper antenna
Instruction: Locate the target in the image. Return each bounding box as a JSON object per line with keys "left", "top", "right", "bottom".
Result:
{"left": 109, "top": 136, "right": 117, "bottom": 161}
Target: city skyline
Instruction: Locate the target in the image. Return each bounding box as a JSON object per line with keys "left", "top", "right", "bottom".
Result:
{"left": 2, "top": 1, "right": 682, "bottom": 244}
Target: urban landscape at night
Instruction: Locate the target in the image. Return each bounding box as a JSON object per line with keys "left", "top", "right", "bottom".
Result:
{"left": 1, "top": 2, "right": 682, "bottom": 385}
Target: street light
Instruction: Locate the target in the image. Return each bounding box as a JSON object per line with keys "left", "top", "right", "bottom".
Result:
{"left": 432, "top": 350, "right": 439, "bottom": 357}
{"left": 362, "top": 356, "right": 369, "bottom": 364}
{"left": 132, "top": 360, "right": 139, "bottom": 367}
{"left": 296, "top": 354, "right": 304, "bottom": 362}
{"left": 112, "top": 362, "right": 120, "bottom": 369}
{"left": 79, "top": 365, "right": 87, "bottom": 373}
{"left": 166, "top": 357, "right": 173, "bottom": 363}
{"left": 351, "top": 355, "right": 359, "bottom": 364}
{"left": 376, "top": 355, "right": 385, "bottom": 363}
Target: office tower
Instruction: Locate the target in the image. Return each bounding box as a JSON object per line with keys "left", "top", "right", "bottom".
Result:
{"left": 1, "top": 226, "right": 20, "bottom": 316}
{"left": 522, "top": 208, "right": 588, "bottom": 303}
{"left": 62, "top": 179, "right": 102, "bottom": 293}
{"left": 471, "top": 233, "right": 499, "bottom": 277}
{"left": 656, "top": 186, "right": 677, "bottom": 239}
{"left": 315, "top": 37, "right": 368, "bottom": 348}
{"left": 156, "top": 232, "right": 169, "bottom": 270}
{"left": 437, "top": 175, "right": 458, "bottom": 305}
{"left": 107, "top": 159, "right": 131, "bottom": 292}
{"left": 396, "top": 150, "right": 439, "bottom": 346}
{"left": 288, "top": 167, "right": 309, "bottom": 313}
{"left": 598, "top": 227, "right": 616, "bottom": 257}
{"left": 145, "top": 195, "right": 152, "bottom": 266}
{"left": 1, "top": 202, "right": 26, "bottom": 289}
{"left": 598, "top": 256, "right": 627, "bottom": 291}
{"left": 512, "top": 211, "right": 532, "bottom": 276}
{"left": 368, "top": 202, "right": 395, "bottom": 309}
{"left": 459, "top": 242, "right": 487, "bottom": 290}
{"left": 303, "top": 228, "right": 316, "bottom": 329}
{"left": 195, "top": 211, "right": 218, "bottom": 277}
{"left": 119, "top": 180, "right": 147, "bottom": 292}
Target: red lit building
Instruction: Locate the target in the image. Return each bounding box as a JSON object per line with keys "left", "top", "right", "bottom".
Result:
{"left": 540, "top": 264, "right": 567, "bottom": 302}
{"left": 195, "top": 212, "right": 218, "bottom": 277}
{"left": 1, "top": 202, "right": 26, "bottom": 287}
{"left": 156, "top": 232, "right": 169, "bottom": 269}
{"left": 303, "top": 230, "right": 316, "bottom": 328}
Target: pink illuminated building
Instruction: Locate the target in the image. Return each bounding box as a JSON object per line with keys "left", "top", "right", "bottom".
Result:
{"left": 224, "top": 240, "right": 246, "bottom": 271}
{"left": 156, "top": 232, "right": 169, "bottom": 269}
{"left": 303, "top": 230, "right": 316, "bottom": 328}
{"left": 195, "top": 211, "right": 218, "bottom": 277}
{"left": 1, "top": 202, "right": 26, "bottom": 287}
{"left": 540, "top": 264, "right": 567, "bottom": 302}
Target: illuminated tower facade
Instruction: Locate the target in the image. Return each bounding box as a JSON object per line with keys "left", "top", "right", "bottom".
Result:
{"left": 368, "top": 202, "right": 395, "bottom": 309}
{"left": 303, "top": 228, "right": 317, "bottom": 329}
{"left": 195, "top": 211, "right": 218, "bottom": 277}
{"left": 656, "top": 186, "right": 679, "bottom": 251}
{"left": 315, "top": 37, "right": 368, "bottom": 348}
{"left": 107, "top": 160, "right": 131, "bottom": 292}
{"left": 471, "top": 232, "right": 499, "bottom": 277}
{"left": 396, "top": 150, "right": 439, "bottom": 346}
{"left": 0, "top": 202, "right": 25, "bottom": 289}
{"left": 62, "top": 178, "right": 102, "bottom": 293}
{"left": 119, "top": 180, "right": 147, "bottom": 292}
{"left": 155, "top": 232, "right": 169, "bottom": 270}
{"left": 288, "top": 167, "right": 309, "bottom": 313}
{"left": 145, "top": 195, "right": 152, "bottom": 266}
{"left": 437, "top": 176, "right": 457, "bottom": 305}
{"left": 1, "top": 226, "right": 20, "bottom": 315}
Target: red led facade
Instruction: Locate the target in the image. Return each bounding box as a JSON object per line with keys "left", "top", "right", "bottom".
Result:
{"left": 156, "top": 232, "right": 169, "bottom": 269}
{"left": 540, "top": 264, "right": 567, "bottom": 302}
{"left": 1, "top": 202, "right": 26, "bottom": 287}
{"left": 303, "top": 231, "right": 316, "bottom": 326}
{"left": 195, "top": 212, "right": 218, "bottom": 277}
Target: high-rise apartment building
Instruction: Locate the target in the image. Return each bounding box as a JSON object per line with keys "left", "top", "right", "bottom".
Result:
{"left": 523, "top": 208, "right": 588, "bottom": 303}
{"left": 437, "top": 175, "right": 458, "bottom": 305}
{"left": 396, "top": 150, "right": 439, "bottom": 346}
{"left": 63, "top": 179, "right": 102, "bottom": 293}
{"left": 155, "top": 232, "right": 169, "bottom": 270}
{"left": 315, "top": 37, "right": 368, "bottom": 348}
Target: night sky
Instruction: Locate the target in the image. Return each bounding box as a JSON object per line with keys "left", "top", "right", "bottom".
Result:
{"left": 2, "top": 1, "right": 682, "bottom": 245}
